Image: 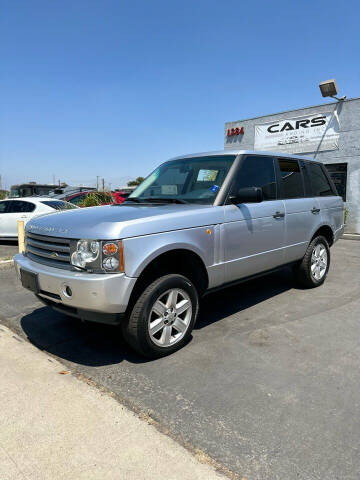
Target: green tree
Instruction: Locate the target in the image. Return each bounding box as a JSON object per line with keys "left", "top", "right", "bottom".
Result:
{"left": 0, "top": 190, "right": 9, "bottom": 200}
{"left": 127, "top": 177, "right": 144, "bottom": 187}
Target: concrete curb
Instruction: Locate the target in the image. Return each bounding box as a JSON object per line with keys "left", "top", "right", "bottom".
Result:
{"left": 342, "top": 233, "right": 360, "bottom": 241}
{"left": 0, "top": 325, "right": 226, "bottom": 480}
{"left": 0, "top": 259, "right": 14, "bottom": 270}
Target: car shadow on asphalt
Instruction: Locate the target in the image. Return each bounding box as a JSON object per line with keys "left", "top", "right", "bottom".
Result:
{"left": 20, "top": 307, "right": 145, "bottom": 366}
{"left": 20, "top": 268, "right": 294, "bottom": 367}
{"left": 0, "top": 240, "right": 18, "bottom": 245}
{"left": 196, "top": 267, "right": 294, "bottom": 330}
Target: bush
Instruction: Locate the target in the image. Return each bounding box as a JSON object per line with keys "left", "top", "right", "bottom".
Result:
{"left": 344, "top": 208, "right": 349, "bottom": 224}
{"left": 79, "top": 192, "right": 114, "bottom": 207}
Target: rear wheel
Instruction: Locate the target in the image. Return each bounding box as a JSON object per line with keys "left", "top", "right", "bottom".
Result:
{"left": 294, "top": 235, "right": 330, "bottom": 288}
{"left": 122, "top": 274, "right": 199, "bottom": 358}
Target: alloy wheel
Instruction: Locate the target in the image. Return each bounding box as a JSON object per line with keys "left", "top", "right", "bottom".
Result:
{"left": 148, "top": 288, "right": 192, "bottom": 347}
{"left": 311, "top": 243, "right": 328, "bottom": 281}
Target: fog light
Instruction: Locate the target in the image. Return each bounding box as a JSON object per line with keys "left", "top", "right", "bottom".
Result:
{"left": 62, "top": 284, "right": 73, "bottom": 297}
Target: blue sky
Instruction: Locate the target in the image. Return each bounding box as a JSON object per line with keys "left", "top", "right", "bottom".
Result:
{"left": 1, "top": 0, "right": 359, "bottom": 190}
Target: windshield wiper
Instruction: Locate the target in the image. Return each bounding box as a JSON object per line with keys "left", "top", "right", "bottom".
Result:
{"left": 141, "top": 197, "right": 188, "bottom": 204}
{"left": 123, "top": 197, "right": 143, "bottom": 203}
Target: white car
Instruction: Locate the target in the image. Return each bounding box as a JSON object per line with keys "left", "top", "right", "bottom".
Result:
{"left": 0, "top": 197, "right": 78, "bottom": 239}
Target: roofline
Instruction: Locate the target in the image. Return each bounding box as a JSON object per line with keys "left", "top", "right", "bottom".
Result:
{"left": 10, "top": 184, "right": 60, "bottom": 188}
{"left": 225, "top": 96, "right": 360, "bottom": 125}
{"left": 3, "top": 197, "right": 62, "bottom": 201}
{"left": 168, "top": 149, "right": 315, "bottom": 162}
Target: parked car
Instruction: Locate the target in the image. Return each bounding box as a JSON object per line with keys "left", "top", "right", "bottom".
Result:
{"left": 14, "top": 150, "right": 344, "bottom": 357}
{"left": 60, "top": 191, "right": 124, "bottom": 206}
{"left": 0, "top": 198, "right": 77, "bottom": 239}
{"left": 9, "top": 183, "right": 66, "bottom": 198}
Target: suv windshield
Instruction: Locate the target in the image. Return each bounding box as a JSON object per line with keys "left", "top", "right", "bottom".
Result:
{"left": 128, "top": 155, "right": 236, "bottom": 204}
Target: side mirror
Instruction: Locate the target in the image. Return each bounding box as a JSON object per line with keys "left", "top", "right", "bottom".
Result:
{"left": 229, "top": 187, "right": 263, "bottom": 204}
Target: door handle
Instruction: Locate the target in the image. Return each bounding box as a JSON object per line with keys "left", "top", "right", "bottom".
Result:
{"left": 311, "top": 207, "right": 320, "bottom": 214}
{"left": 273, "top": 211, "right": 285, "bottom": 219}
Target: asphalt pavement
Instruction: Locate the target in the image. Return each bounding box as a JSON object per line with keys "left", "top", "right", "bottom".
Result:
{"left": 1, "top": 240, "right": 359, "bottom": 479}
{"left": 0, "top": 240, "right": 18, "bottom": 259}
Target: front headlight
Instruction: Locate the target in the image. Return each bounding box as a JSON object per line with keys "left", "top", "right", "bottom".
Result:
{"left": 71, "top": 240, "right": 100, "bottom": 269}
{"left": 70, "top": 239, "right": 124, "bottom": 273}
{"left": 102, "top": 241, "right": 124, "bottom": 272}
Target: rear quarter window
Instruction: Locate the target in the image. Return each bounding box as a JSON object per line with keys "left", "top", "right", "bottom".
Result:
{"left": 308, "top": 163, "right": 334, "bottom": 197}
{"left": 41, "top": 201, "right": 77, "bottom": 210}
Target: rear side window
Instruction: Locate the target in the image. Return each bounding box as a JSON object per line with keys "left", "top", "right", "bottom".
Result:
{"left": 278, "top": 159, "right": 304, "bottom": 199}
{"left": 41, "top": 201, "right": 77, "bottom": 210}
{"left": 307, "top": 163, "right": 334, "bottom": 197}
{"left": 8, "top": 201, "right": 36, "bottom": 213}
{"left": 68, "top": 194, "right": 86, "bottom": 205}
{"left": 234, "top": 156, "right": 277, "bottom": 200}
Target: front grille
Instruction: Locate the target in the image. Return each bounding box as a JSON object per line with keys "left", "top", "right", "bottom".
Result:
{"left": 25, "top": 232, "right": 72, "bottom": 270}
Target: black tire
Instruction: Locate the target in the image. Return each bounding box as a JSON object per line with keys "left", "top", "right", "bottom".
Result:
{"left": 293, "top": 235, "right": 330, "bottom": 288}
{"left": 122, "top": 274, "right": 199, "bottom": 358}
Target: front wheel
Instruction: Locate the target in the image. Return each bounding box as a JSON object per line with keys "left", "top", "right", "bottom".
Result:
{"left": 293, "top": 235, "right": 330, "bottom": 288}
{"left": 122, "top": 274, "right": 199, "bottom": 358}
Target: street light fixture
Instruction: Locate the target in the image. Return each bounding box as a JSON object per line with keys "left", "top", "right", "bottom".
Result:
{"left": 319, "top": 79, "right": 346, "bottom": 101}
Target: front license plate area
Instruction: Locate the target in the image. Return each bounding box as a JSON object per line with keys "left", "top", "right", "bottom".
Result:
{"left": 20, "top": 269, "right": 39, "bottom": 294}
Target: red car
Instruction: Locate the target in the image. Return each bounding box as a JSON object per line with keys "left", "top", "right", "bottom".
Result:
{"left": 64, "top": 191, "right": 126, "bottom": 207}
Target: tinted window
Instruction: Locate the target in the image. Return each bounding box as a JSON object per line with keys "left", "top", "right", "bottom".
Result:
{"left": 8, "top": 200, "right": 36, "bottom": 213}
{"left": 308, "top": 163, "right": 334, "bottom": 197}
{"left": 325, "top": 163, "right": 346, "bottom": 200}
{"left": 0, "top": 201, "right": 10, "bottom": 213}
{"left": 41, "top": 200, "right": 77, "bottom": 210}
{"left": 278, "top": 159, "right": 304, "bottom": 199}
{"left": 35, "top": 187, "right": 53, "bottom": 196}
{"left": 234, "top": 156, "right": 277, "bottom": 200}
{"left": 68, "top": 193, "right": 87, "bottom": 205}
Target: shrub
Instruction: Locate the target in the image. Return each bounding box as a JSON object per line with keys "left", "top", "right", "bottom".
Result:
{"left": 79, "top": 192, "right": 113, "bottom": 207}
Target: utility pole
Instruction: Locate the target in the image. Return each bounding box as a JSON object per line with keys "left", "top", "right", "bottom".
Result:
{"left": 102, "top": 178, "right": 105, "bottom": 192}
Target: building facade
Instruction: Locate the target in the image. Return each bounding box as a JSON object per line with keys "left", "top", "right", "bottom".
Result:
{"left": 225, "top": 98, "right": 360, "bottom": 234}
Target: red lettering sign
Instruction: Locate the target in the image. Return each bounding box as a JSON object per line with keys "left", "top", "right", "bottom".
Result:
{"left": 227, "top": 126, "right": 244, "bottom": 136}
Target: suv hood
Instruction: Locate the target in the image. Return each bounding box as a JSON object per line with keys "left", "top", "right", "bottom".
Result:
{"left": 25, "top": 203, "right": 224, "bottom": 240}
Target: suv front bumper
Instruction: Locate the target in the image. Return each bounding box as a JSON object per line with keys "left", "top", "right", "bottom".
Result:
{"left": 14, "top": 254, "right": 137, "bottom": 323}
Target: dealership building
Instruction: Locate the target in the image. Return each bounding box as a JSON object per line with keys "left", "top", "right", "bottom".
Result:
{"left": 224, "top": 97, "right": 360, "bottom": 234}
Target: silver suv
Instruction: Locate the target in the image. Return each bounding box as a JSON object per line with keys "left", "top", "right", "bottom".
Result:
{"left": 14, "top": 150, "right": 344, "bottom": 357}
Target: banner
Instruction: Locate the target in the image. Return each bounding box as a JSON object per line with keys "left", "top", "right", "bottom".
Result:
{"left": 254, "top": 111, "right": 339, "bottom": 154}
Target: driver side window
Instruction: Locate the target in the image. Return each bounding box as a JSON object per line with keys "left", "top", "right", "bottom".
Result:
{"left": 0, "top": 201, "right": 9, "bottom": 213}
{"left": 233, "top": 156, "right": 277, "bottom": 200}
